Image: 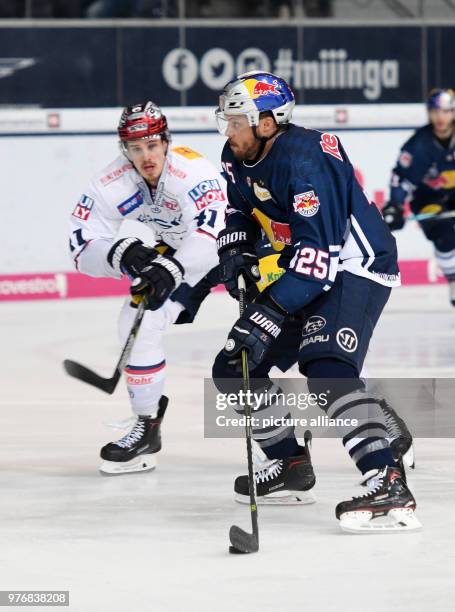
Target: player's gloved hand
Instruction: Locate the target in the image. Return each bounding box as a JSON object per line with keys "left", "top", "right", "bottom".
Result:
{"left": 382, "top": 202, "right": 405, "bottom": 231}
{"left": 108, "top": 238, "right": 184, "bottom": 310}
{"left": 129, "top": 253, "right": 184, "bottom": 311}
{"left": 223, "top": 301, "right": 286, "bottom": 370}
{"left": 217, "top": 228, "right": 261, "bottom": 300}
{"left": 108, "top": 237, "right": 158, "bottom": 277}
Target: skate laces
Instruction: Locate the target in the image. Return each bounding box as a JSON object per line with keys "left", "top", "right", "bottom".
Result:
{"left": 381, "top": 401, "right": 404, "bottom": 439}
{"left": 356, "top": 468, "right": 386, "bottom": 499}
{"left": 253, "top": 456, "right": 283, "bottom": 483}
{"left": 114, "top": 419, "right": 146, "bottom": 448}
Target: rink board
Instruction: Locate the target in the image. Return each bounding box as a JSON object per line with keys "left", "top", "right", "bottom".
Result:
{"left": 0, "top": 104, "right": 440, "bottom": 300}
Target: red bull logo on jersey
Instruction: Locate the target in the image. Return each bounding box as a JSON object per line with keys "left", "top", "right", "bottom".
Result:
{"left": 270, "top": 220, "right": 291, "bottom": 244}
{"left": 424, "top": 170, "right": 455, "bottom": 190}
{"left": 293, "top": 190, "right": 320, "bottom": 217}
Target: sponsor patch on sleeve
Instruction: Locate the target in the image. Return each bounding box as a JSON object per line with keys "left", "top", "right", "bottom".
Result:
{"left": 72, "top": 194, "right": 95, "bottom": 221}
{"left": 320, "top": 133, "right": 343, "bottom": 162}
{"left": 117, "top": 191, "right": 144, "bottom": 216}
{"left": 293, "top": 190, "right": 320, "bottom": 217}
{"left": 188, "top": 179, "right": 226, "bottom": 211}
{"left": 398, "top": 151, "right": 413, "bottom": 168}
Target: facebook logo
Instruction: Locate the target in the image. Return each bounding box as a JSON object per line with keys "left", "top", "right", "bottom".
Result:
{"left": 163, "top": 48, "right": 198, "bottom": 91}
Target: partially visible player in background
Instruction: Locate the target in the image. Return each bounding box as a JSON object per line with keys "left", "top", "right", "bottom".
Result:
{"left": 69, "top": 101, "right": 226, "bottom": 474}
{"left": 212, "top": 71, "right": 418, "bottom": 533}
{"left": 383, "top": 88, "right": 455, "bottom": 304}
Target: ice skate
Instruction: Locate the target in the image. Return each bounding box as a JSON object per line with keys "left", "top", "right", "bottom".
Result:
{"left": 234, "top": 433, "right": 316, "bottom": 505}
{"left": 99, "top": 396, "right": 167, "bottom": 475}
{"left": 336, "top": 465, "right": 422, "bottom": 533}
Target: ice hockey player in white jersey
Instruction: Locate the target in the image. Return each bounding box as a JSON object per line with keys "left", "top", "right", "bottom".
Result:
{"left": 69, "top": 101, "right": 227, "bottom": 474}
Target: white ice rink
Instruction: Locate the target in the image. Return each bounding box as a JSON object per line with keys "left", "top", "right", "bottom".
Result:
{"left": 1, "top": 285, "right": 454, "bottom": 612}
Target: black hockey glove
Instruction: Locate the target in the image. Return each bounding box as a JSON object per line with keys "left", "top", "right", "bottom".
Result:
{"left": 129, "top": 253, "right": 184, "bottom": 310}
{"left": 382, "top": 202, "right": 405, "bottom": 231}
{"left": 108, "top": 238, "right": 184, "bottom": 310}
{"left": 217, "top": 228, "right": 261, "bottom": 300}
{"left": 108, "top": 237, "right": 158, "bottom": 277}
{"left": 223, "top": 302, "right": 285, "bottom": 370}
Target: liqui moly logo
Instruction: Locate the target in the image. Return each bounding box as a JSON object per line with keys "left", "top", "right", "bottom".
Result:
{"left": 188, "top": 179, "right": 225, "bottom": 211}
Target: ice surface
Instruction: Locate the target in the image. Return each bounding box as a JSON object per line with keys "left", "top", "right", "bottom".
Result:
{"left": 0, "top": 286, "right": 454, "bottom": 611}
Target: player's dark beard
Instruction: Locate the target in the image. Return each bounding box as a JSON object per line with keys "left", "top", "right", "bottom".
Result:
{"left": 230, "top": 139, "right": 261, "bottom": 162}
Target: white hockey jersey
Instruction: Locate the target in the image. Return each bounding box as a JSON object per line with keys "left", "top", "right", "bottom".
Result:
{"left": 69, "top": 146, "right": 227, "bottom": 287}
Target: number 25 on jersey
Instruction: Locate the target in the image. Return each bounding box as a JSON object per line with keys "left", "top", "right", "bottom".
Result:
{"left": 289, "top": 247, "right": 329, "bottom": 279}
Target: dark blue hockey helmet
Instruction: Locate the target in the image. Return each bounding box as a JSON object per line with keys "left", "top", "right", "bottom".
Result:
{"left": 427, "top": 89, "right": 455, "bottom": 111}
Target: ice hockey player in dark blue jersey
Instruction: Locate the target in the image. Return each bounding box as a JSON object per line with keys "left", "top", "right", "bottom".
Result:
{"left": 212, "top": 71, "right": 420, "bottom": 533}
{"left": 383, "top": 88, "right": 455, "bottom": 305}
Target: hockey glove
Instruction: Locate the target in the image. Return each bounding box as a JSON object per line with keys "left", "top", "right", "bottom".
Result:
{"left": 223, "top": 302, "right": 285, "bottom": 370}
{"left": 217, "top": 228, "right": 261, "bottom": 300}
{"left": 130, "top": 253, "right": 184, "bottom": 311}
{"left": 108, "top": 238, "right": 184, "bottom": 310}
{"left": 382, "top": 202, "right": 405, "bottom": 231}
{"left": 108, "top": 237, "right": 158, "bottom": 277}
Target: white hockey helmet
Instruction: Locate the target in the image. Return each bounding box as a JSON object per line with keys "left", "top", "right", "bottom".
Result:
{"left": 216, "top": 71, "right": 295, "bottom": 135}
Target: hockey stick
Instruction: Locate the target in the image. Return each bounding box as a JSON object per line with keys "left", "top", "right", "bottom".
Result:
{"left": 407, "top": 210, "right": 455, "bottom": 222}
{"left": 63, "top": 299, "right": 146, "bottom": 394}
{"left": 229, "top": 275, "right": 259, "bottom": 555}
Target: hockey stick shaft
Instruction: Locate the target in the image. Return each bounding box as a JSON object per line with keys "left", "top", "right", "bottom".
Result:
{"left": 407, "top": 210, "right": 455, "bottom": 222}
{"left": 63, "top": 299, "right": 146, "bottom": 394}
{"left": 239, "top": 279, "right": 259, "bottom": 542}
{"left": 229, "top": 275, "right": 259, "bottom": 551}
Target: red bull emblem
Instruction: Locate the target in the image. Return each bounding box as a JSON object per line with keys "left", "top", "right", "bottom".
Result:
{"left": 253, "top": 81, "right": 280, "bottom": 96}
{"left": 293, "top": 190, "right": 320, "bottom": 217}
{"left": 270, "top": 220, "right": 291, "bottom": 244}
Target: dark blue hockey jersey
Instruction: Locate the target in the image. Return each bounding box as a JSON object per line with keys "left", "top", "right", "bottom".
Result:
{"left": 222, "top": 124, "right": 400, "bottom": 313}
{"left": 390, "top": 124, "right": 455, "bottom": 205}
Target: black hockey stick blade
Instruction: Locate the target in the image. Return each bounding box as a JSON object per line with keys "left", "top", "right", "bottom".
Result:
{"left": 63, "top": 359, "right": 119, "bottom": 394}
{"left": 63, "top": 300, "right": 146, "bottom": 395}
{"left": 229, "top": 525, "right": 259, "bottom": 554}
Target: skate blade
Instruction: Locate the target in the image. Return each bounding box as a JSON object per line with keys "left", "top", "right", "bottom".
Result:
{"left": 99, "top": 454, "right": 157, "bottom": 475}
{"left": 339, "top": 508, "right": 422, "bottom": 534}
{"left": 235, "top": 490, "right": 316, "bottom": 506}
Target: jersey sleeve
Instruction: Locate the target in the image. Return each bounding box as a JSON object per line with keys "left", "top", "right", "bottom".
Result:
{"left": 389, "top": 132, "right": 431, "bottom": 205}
{"left": 269, "top": 136, "right": 351, "bottom": 313}
{"left": 171, "top": 168, "right": 227, "bottom": 286}
{"left": 68, "top": 181, "right": 124, "bottom": 278}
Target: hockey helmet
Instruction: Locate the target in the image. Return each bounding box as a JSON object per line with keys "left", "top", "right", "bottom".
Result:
{"left": 427, "top": 89, "right": 455, "bottom": 111}
{"left": 216, "top": 71, "right": 295, "bottom": 135}
{"left": 118, "top": 101, "right": 170, "bottom": 156}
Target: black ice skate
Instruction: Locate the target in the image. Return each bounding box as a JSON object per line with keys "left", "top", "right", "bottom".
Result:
{"left": 336, "top": 465, "right": 421, "bottom": 533}
{"left": 380, "top": 400, "right": 415, "bottom": 468}
{"left": 99, "top": 396, "right": 168, "bottom": 475}
{"left": 234, "top": 434, "right": 316, "bottom": 505}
